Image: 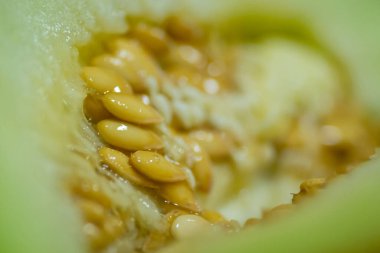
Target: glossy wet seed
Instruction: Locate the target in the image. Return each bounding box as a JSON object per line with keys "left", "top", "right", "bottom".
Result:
{"left": 83, "top": 223, "right": 106, "bottom": 249}
{"left": 81, "top": 66, "right": 133, "bottom": 94}
{"left": 201, "top": 210, "right": 225, "bottom": 224}
{"left": 187, "top": 139, "right": 212, "bottom": 192}
{"left": 97, "top": 119, "right": 163, "bottom": 151}
{"left": 107, "top": 39, "right": 162, "bottom": 91}
{"left": 102, "top": 215, "right": 125, "bottom": 239}
{"left": 72, "top": 183, "right": 111, "bottom": 208}
{"left": 84, "top": 216, "right": 125, "bottom": 250}
{"left": 92, "top": 54, "right": 147, "bottom": 92}
{"left": 131, "top": 23, "right": 169, "bottom": 54}
{"left": 189, "top": 130, "right": 233, "bottom": 159}
{"left": 158, "top": 182, "right": 200, "bottom": 212}
{"left": 83, "top": 95, "right": 113, "bottom": 123}
{"left": 130, "top": 151, "right": 187, "bottom": 183}
{"left": 167, "top": 66, "right": 204, "bottom": 89}
{"left": 102, "top": 93, "right": 163, "bottom": 125}
{"left": 165, "top": 16, "right": 203, "bottom": 42}
{"left": 99, "top": 147, "right": 158, "bottom": 188}
{"left": 165, "top": 44, "right": 206, "bottom": 70}
{"left": 78, "top": 199, "right": 106, "bottom": 224}
{"left": 171, "top": 214, "right": 212, "bottom": 240}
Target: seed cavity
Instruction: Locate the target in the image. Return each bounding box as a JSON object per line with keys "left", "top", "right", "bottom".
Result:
{"left": 77, "top": 14, "right": 380, "bottom": 252}
{"left": 97, "top": 119, "right": 163, "bottom": 151}
{"left": 130, "top": 151, "right": 187, "bottom": 183}
{"left": 102, "top": 93, "right": 163, "bottom": 125}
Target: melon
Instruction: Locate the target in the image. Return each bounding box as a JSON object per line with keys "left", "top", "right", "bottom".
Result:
{"left": 1, "top": 1, "right": 380, "bottom": 253}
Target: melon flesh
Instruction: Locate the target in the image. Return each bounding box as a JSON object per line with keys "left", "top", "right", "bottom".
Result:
{"left": 1, "top": 1, "right": 380, "bottom": 253}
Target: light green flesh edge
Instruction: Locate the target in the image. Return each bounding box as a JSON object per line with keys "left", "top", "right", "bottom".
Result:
{"left": 0, "top": 1, "right": 379, "bottom": 253}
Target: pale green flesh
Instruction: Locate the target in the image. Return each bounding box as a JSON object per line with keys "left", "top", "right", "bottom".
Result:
{"left": 0, "top": 1, "right": 379, "bottom": 253}
{"left": 163, "top": 154, "right": 380, "bottom": 253}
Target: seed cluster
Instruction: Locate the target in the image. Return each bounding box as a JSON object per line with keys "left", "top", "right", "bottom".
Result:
{"left": 72, "top": 183, "right": 127, "bottom": 250}
{"left": 79, "top": 16, "right": 236, "bottom": 251}
{"left": 82, "top": 46, "right": 211, "bottom": 212}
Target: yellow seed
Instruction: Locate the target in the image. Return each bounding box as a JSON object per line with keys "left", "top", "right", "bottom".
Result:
{"left": 171, "top": 214, "right": 211, "bottom": 240}
{"left": 83, "top": 223, "right": 107, "bottom": 249}
{"left": 83, "top": 95, "right": 112, "bottom": 123}
{"left": 189, "top": 130, "right": 233, "bottom": 159}
{"left": 92, "top": 54, "right": 146, "bottom": 92}
{"left": 130, "top": 151, "right": 187, "bottom": 183}
{"left": 158, "top": 200, "right": 185, "bottom": 216}
{"left": 99, "top": 147, "right": 158, "bottom": 189}
{"left": 165, "top": 45, "right": 206, "bottom": 70}
{"left": 186, "top": 139, "right": 213, "bottom": 192}
{"left": 97, "top": 119, "right": 163, "bottom": 151}
{"left": 131, "top": 23, "right": 169, "bottom": 54}
{"left": 201, "top": 210, "right": 225, "bottom": 224}
{"left": 168, "top": 66, "right": 222, "bottom": 94}
{"left": 107, "top": 39, "right": 162, "bottom": 91}
{"left": 165, "top": 16, "right": 203, "bottom": 42}
{"left": 158, "top": 182, "right": 200, "bottom": 212}
{"left": 167, "top": 66, "right": 204, "bottom": 88}
{"left": 83, "top": 216, "right": 125, "bottom": 250}
{"left": 102, "top": 93, "right": 163, "bottom": 125}
{"left": 81, "top": 66, "right": 133, "bottom": 94}
{"left": 102, "top": 216, "right": 125, "bottom": 239}
{"left": 72, "top": 183, "right": 111, "bottom": 208}
{"left": 91, "top": 54, "right": 134, "bottom": 83}
{"left": 78, "top": 199, "right": 106, "bottom": 224}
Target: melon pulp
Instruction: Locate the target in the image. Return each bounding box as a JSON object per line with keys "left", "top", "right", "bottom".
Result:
{"left": 1, "top": 1, "right": 380, "bottom": 253}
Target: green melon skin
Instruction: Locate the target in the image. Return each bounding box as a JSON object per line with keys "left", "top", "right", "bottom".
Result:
{"left": 0, "top": 1, "right": 380, "bottom": 253}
